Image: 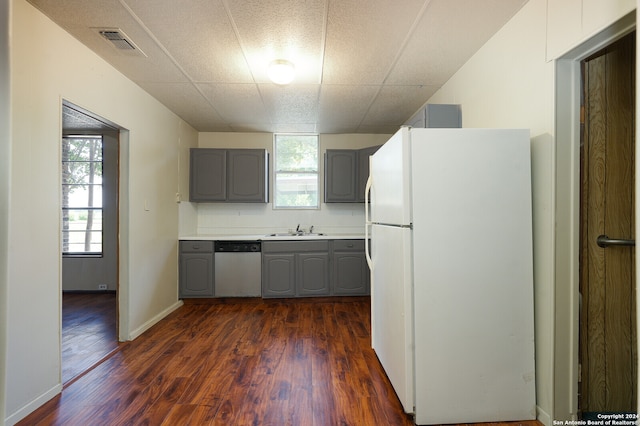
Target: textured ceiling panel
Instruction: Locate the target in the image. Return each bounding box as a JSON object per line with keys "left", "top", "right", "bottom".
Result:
{"left": 62, "top": 104, "right": 116, "bottom": 132}
{"left": 317, "top": 85, "right": 379, "bottom": 133}
{"left": 362, "top": 84, "right": 439, "bottom": 126}
{"left": 225, "top": 0, "right": 326, "bottom": 84}
{"left": 124, "top": 0, "right": 254, "bottom": 83}
{"left": 139, "top": 82, "right": 233, "bottom": 131}
{"left": 28, "top": 0, "right": 529, "bottom": 133}
{"left": 322, "top": 0, "right": 427, "bottom": 85}
{"left": 198, "top": 83, "right": 272, "bottom": 126}
{"left": 29, "top": 0, "right": 188, "bottom": 83}
{"left": 272, "top": 122, "right": 319, "bottom": 134}
{"left": 386, "top": 0, "right": 528, "bottom": 85}
{"left": 259, "top": 84, "right": 320, "bottom": 124}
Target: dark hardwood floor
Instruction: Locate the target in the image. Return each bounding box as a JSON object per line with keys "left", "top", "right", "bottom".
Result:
{"left": 62, "top": 292, "right": 117, "bottom": 384}
{"left": 22, "top": 296, "right": 542, "bottom": 426}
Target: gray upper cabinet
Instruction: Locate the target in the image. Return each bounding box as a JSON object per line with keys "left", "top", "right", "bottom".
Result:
{"left": 325, "top": 146, "right": 380, "bottom": 203}
{"left": 405, "top": 103, "right": 462, "bottom": 128}
{"left": 357, "top": 146, "right": 380, "bottom": 202}
{"left": 325, "top": 150, "right": 357, "bottom": 202}
{"left": 190, "top": 148, "right": 268, "bottom": 203}
{"left": 227, "top": 150, "right": 268, "bottom": 202}
{"left": 190, "top": 149, "right": 226, "bottom": 201}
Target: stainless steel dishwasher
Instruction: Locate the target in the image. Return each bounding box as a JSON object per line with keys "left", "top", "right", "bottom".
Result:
{"left": 214, "top": 241, "right": 262, "bottom": 297}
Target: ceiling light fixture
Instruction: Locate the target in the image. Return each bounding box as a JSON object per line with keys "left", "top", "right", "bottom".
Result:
{"left": 268, "top": 59, "right": 296, "bottom": 85}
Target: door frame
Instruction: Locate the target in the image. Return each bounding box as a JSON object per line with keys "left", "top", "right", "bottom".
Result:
{"left": 59, "top": 100, "right": 130, "bottom": 343}
{"left": 554, "top": 12, "right": 636, "bottom": 420}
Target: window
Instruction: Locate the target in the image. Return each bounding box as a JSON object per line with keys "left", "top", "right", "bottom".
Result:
{"left": 274, "top": 134, "right": 319, "bottom": 209}
{"left": 62, "top": 136, "right": 103, "bottom": 255}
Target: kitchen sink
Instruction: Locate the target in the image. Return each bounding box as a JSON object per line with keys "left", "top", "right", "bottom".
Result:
{"left": 266, "top": 232, "right": 325, "bottom": 237}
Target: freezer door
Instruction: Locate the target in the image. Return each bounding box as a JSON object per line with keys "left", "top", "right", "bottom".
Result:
{"left": 370, "top": 224, "right": 414, "bottom": 414}
{"left": 370, "top": 128, "right": 411, "bottom": 226}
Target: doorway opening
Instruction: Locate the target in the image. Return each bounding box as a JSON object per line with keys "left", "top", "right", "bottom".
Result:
{"left": 61, "top": 102, "right": 120, "bottom": 384}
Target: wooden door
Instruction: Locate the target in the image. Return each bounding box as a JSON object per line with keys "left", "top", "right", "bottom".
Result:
{"left": 579, "top": 31, "right": 637, "bottom": 414}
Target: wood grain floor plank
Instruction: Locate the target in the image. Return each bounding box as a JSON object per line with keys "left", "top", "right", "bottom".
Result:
{"left": 62, "top": 292, "right": 117, "bottom": 384}
{"left": 20, "top": 297, "right": 543, "bottom": 426}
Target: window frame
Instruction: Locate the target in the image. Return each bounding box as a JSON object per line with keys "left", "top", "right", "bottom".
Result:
{"left": 273, "top": 133, "right": 320, "bottom": 210}
{"left": 62, "top": 135, "right": 104, "bottom": 257}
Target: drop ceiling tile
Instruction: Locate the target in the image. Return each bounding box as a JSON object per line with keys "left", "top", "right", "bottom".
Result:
{"left": 272, "top": 123, "right": 318, "bottom": 133}
{"left": 317, "top": 85, "right": 379, "bottom": 133}
{"left": 357, "top": 124, "right": 401, "bottom": 134}
{"left": 29, "top": 0, "right": 124, "bottom": 26}
{"left": 124, "top": 0, "right": 253, "bottom": 83}
{"left": 386, "top": 0, "right": 528, "bottom": 85}
{"left": 29, "top": 0, "right": 188, "bottom": 83}
{"left": 226, "top": 123, "right": 276, "bottom": 133}
{"left": 361, "top": 85, "right": 438, "bottom": 125}
{"left": 259, "top": 84, "right": 320, "bottom": 124}
{"left": 63, "top": 105, "right": 115, "bottom": 132}
{"left": 197, "top": 83, "right": 271, "bottom": 125}
{"left": 138, "top": 81, "right": 230, "bottom": 130}
{"left": 226, "top": 0, "right": 326, "bottom": 84}
{"left": 28, "top": 0, "right": 528, "bottom": 133}
{"left": 322, "top": 0, "right": 426, "bottom": 85}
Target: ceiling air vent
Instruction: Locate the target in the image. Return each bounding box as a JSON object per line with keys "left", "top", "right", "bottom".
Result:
{"left": 93, "top": 28, "right": 147, "bottom": 57}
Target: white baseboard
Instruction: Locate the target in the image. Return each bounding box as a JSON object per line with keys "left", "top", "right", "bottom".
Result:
{"left": 5, "top": 383, "right": 63, "bottom": 426}
{"left": 537, "top": 405, "right": 551, "bottom": 426}
{"left": 127, "top": 300, "right": 183, "bottom": 341}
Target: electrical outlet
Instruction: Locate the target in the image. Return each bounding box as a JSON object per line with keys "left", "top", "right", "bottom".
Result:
{"left": 98, "top": 284, "right": 107, "bottom": 290}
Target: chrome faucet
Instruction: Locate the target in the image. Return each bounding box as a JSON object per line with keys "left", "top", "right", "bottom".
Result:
{"left": 296, "top": 224, "right": 302, "bottom": 235}
{"left": 309, "top": 225, "right": 314, "bottom": 233}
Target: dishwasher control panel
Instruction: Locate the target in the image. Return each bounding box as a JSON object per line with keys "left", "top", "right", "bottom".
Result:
{"left": 214, "top": 241, "right": 261, "bottom": 252}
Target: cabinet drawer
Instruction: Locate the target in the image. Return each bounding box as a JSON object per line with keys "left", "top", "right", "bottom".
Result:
{"left": 180, "top": 241, "right": 213, "bottom": 253}
{"left": 332, "top": 240, "right": 365, "bottom": 251}
{"left": 262, "top": 240, "right": 329, "bottom": 253}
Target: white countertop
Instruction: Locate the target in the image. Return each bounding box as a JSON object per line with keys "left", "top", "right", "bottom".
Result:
{"left": 179, "top": 233, "right": 366, "bottom": 241}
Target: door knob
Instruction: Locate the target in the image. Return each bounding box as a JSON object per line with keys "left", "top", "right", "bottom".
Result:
{"left": 596, "top": 234, "right": 635, "bottom": 248}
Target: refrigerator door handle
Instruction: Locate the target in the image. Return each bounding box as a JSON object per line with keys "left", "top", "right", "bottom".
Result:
{"left": 365, "top": 170, "right": 373, "bottom": 269}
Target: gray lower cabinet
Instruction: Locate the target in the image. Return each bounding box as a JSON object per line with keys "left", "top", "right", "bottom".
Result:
{"left": 332, "top": 240, "right": 369, "bottom": 295}
{"left": 179, "top": 241, "right": 214, "bottom": 297}
{"left": 297, "top": 252, "right": 330, "bottom": 296}
{"left": 262, "top": 240, "right": 330, "bottom": 298}
{"left": 262, "top": 253, "right": 296, "bottom": 297}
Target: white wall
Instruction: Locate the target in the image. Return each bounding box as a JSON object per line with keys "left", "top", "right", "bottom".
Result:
{"left": 192, "top": 132, "right": 391, "bottom": 236}
{"left": 0, "top": 0, "right": 10, "bottom": 423}
{"left": 3, "top": 1, "right": 198, "bottom": 424}
{"left": 426, "top": 0, "right": 636, "bottom": 422}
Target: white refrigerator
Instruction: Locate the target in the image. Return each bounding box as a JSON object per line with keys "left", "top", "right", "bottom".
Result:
{"left": 365, "top": 127, "right": 536, "bottom": 424}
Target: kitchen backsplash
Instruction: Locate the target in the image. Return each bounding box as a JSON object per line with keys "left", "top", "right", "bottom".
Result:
{"left": 193, "top": 202, "right": 366, "bottom": 236}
